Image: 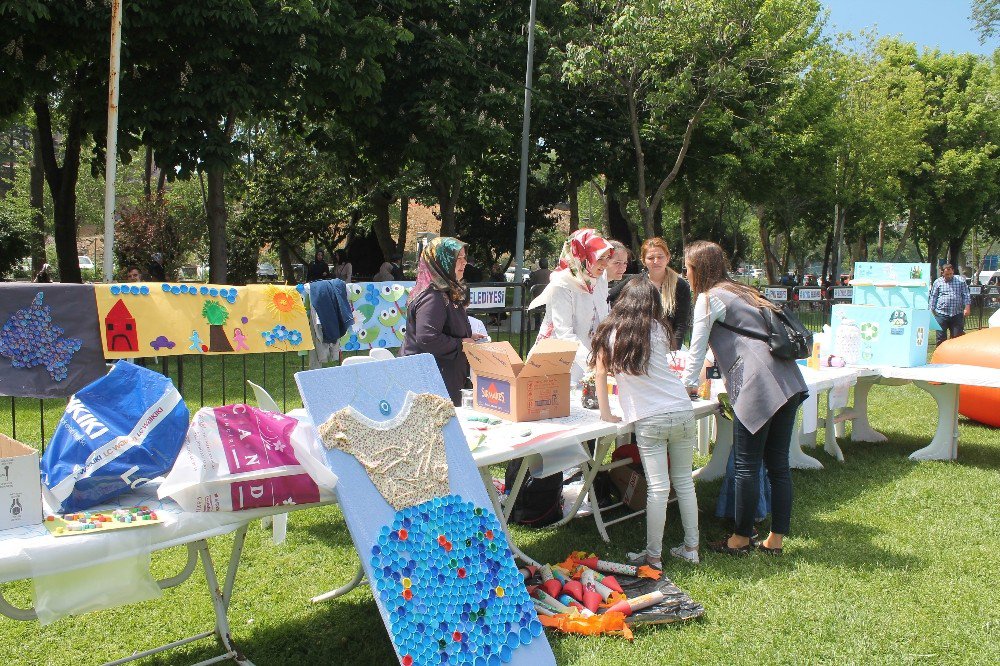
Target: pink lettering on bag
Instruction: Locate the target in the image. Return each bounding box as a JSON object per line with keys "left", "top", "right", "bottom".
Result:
{"left": 214, "top": 405, "right": 301, "bottom": 472}
{"left": 230, "top": 474, "right": 320, "bottom": 510}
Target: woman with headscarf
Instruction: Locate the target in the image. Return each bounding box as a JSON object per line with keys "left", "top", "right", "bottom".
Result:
{"left": 528, "top": 229, "right": 614, "bottom": 383}
{"left": 401, "top": 237, "right": 484, "bottom": 405}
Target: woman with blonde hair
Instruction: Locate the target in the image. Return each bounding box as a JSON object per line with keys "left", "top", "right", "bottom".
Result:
{"left": 681, "top": 241, "right": 807, "bottom": 556}
{"left": 639, "top": 238, "right": 691, "bottom": 349}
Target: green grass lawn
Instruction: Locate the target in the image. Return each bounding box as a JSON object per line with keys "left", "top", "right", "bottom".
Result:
{"left": 0, "top": 377, "right": 997, "bottom": 665}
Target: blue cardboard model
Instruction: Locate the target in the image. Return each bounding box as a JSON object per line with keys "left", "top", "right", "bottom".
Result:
{"left": 831, "top": 262, "right": 937, "bottom": 367}
{"left": 296, "top": 354, "right": 554, "bottom": 666}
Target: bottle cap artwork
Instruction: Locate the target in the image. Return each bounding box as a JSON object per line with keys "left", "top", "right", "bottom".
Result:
{"left": 44, "top": 506, "right": 162, "bottom": 537}
{"left": 371, "top": 495, "right": 541, "bottom": 665}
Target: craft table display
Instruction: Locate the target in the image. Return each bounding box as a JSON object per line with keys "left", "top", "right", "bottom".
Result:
{"left": 0, "top": 484, "right": 327, "bottom": 665}
{"left": 93, "top": 282, "right": 314, "bottom": 357}
{"left": 338, "top": 281, "right": 415, "bottom": 351}
{"left": 0, "top": 284, "right": 107, "bottom": 398}
{"left": 295, "top": 353, "right": 555, "bottom": 666}
{"left": 463, "top": 395, "right": 722, "bottom": 543}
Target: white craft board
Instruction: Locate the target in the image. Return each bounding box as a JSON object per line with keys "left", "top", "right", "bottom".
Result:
{"left": 295, "top": 353, "right": 554, "bottom": 665}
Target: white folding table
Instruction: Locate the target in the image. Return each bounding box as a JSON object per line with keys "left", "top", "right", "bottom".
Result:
{"left": 463, "top": 394, "right": 722, "bottom": 554}
{"left": 0, "top": 486, "right": 327, "bottom": 666}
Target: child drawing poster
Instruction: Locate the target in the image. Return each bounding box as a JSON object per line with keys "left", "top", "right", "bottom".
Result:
{"left": 338, "top": 282, "right": 414, "bottom": 351}
{"left": 93, "top": 283, "right": 314, "bottom": 358}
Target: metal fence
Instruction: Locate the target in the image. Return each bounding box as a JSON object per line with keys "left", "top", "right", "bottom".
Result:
{"left": 4, "top": 280, "right": 995, "bottom": 451}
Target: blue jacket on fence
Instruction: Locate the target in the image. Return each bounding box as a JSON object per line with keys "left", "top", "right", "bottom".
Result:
{"left": 309, "top": 279, "right": 353, "bottom": 343}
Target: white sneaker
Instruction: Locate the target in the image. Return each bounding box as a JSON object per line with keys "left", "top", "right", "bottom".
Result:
{"left": 625, "top": 551, "right": 662, "bottom": 570}
{"left": 669, "top": 544, "right": 700, "bottom": 564}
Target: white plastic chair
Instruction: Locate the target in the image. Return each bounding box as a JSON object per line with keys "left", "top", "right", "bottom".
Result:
{"left": 341, "top": 347, "right": 395, "bottom": 366}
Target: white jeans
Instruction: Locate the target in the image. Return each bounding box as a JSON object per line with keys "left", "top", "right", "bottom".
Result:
{"left": 633, "top": 414, "right": 699, "bottom": 557}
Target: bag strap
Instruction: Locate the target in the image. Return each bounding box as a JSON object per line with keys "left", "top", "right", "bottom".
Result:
{"left": 714, "top": 318, "right": 770, "bottom": 342}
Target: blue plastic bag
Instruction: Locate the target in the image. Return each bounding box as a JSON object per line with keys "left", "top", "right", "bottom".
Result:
{"left": 41, "top": 361, "right": 189, "bottom": 512}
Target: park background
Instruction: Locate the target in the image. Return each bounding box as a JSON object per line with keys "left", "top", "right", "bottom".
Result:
{"left": 1, "top": 1, "right": 1000, "bottom": 664}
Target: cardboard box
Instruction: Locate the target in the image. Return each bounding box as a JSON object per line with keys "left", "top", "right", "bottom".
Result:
{"left": 0, "top": 434, "right": 44, "bottom": 531}
{"left": 609, "top": 464, "right": 647, "bottom": 512}
{"left": 463, "top": 339, "right": 578, "bottom": 422}
{"left": 831, "top": 304, "right": 931, "bottom": 367}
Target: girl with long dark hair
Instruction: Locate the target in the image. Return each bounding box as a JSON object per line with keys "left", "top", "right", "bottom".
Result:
{"left": 591, "top": 279, "right": 700, "bottom": 567}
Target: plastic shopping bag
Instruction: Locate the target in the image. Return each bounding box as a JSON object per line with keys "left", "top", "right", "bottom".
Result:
{"left": 41, "top": 361, "right": 189, "bottom": 513}
{"left": 158, "top": 405, "right": 337, "bottom": 512}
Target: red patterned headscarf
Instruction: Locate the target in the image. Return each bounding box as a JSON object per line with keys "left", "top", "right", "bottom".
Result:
{"left": 555, "top": 229, "right": 614, "bottom": 294}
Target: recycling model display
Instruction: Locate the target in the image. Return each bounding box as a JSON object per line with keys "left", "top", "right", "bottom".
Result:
{"left": 831, "top": 262, "right": 933, "bottom": 367}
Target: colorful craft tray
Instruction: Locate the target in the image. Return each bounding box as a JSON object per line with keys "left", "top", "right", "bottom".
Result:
{"left": 43, "top": 506, "right": 163, "bottom": 537}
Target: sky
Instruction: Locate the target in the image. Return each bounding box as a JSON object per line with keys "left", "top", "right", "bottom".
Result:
{"left": 822, "top": 0, "right": 994, "bottom": 56}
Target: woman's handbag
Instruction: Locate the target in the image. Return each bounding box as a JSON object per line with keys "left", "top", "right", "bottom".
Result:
{"left": 716, "top": 305, "right": 813, "bottom": 360}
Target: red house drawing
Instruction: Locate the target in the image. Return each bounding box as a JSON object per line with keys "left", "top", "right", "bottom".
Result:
{"left": 105, "top": 299, "right": 138, "bottom": 352}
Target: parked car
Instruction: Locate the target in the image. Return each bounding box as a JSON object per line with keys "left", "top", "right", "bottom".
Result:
{"left": 504, "top": 267, "right": 527, "bottom": 283}
{"left": 256, "top": 263, "right": 278, "bottom": 281}
{"left": 78, "top": 255, "right": 95, "bottom": 270}
{"left": 750, "top": 268, "right": 765, "bottom": 280}
{"left": 802, "top": 273, "right": 819, "bottom": 286}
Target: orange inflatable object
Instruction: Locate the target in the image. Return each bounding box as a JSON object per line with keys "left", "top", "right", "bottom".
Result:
{"left": 931, "top": 328, "right": 1000, "bottom": 428}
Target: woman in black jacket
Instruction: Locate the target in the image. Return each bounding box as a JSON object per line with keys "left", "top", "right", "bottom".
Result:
{"left": 400, "top": 238, "right": 484, "bottom": 405}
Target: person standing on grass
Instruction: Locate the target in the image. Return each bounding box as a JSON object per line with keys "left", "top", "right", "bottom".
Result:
{"left": 306, "top": 250, "right": 330, "bottom": 282}
{"left": 639, "top": 238, "right": 692, "bottom": 350}
{"left": 400, "top": 238, "right": 485, "bottom": 405}
{"left": 682, "top": 240, "right": 807, "bottom": 556}
{"left": 591, "top": 279, "right": 700, "bottom": 568}
{"left": 528, "top": 228, "right": 614, "bottom": 384}
{"left": 929, "top": 263, "right": 971, "bottom": 345}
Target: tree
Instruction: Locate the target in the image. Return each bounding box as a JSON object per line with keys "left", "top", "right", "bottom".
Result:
{"left": 972, "top": 0, "right": 1000, "bottom": 44}
{"left": 2, "top": 1, "right": 406, "bottom": 284}
{"left": 0, "top": 191, "right": 32, "bottom": 278}
{"left": 561, "top": 0, "right": 823, "bottom": 239}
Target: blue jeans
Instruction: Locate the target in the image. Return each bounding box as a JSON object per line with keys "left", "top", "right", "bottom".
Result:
{"left": 732, "top": 394, "right": 803, "bottom": 538}
{"left": 934, "top": 312, "right": 965, "bottom": 346}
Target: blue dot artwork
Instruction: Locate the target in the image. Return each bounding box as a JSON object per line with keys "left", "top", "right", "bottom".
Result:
{"left": 370, "top": 495, "right": 541, "bottom": 666}
{"left": 0, "top": 292, "right": 83, "bottom": 382}
{"left": 200, "top": 286, "right": 209, "bottom": 295}
{"left": 139, "top": 286, "right": 149, "bottom": 295}
{"left": 110, "top": 285, "right": 120, "bottom": 296}
{"left": 170, "top": 286, "right": 181, "bottom": 295}
{"left": 161, "top": 283, "right": 171, "bottom": 292}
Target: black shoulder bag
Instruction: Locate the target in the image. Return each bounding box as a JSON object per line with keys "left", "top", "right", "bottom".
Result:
{"left": 715, "top": 304, "right": 813, "bottom": 360}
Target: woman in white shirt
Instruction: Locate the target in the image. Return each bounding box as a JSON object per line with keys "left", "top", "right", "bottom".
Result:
{"left": 591, "top": 279, "right": 700, "bottom": 567}
{"left": 528, "top": 229, "right": 614, "bottom": 383}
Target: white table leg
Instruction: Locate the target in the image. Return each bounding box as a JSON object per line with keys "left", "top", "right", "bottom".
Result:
{"left": 908, "top": 381, "right": 960, "bottom": 461}
{"left": 824, "top": 392, "right": 845, "bottom": 462}
{"left": 849, "top": 376, "right": 889, "bottom": 443}
{"left": 789, "top": 409, "right": 824, "bottom": 470}
{"left": 697, "top": 415, "right": 711, "bottom": 456}
{"left": 692, "top": 416, "right": 733, "bottom": 482}
{"left": 310, "top": 565, "right": 367, "bottom": 604}
{"left": 549, "top": 436, "right": 617, "bottom": 539}
{"left": 193, "top": 529, "right": 256, "bottom": 666}
{"left": 478, "top": 467, "right": 541, "bottom": 567}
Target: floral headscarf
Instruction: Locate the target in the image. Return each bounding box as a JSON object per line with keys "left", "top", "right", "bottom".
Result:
{"left": 555, "top": 229, "right": 614, "bottom": 294}
{"left": 411, "top": 237, "right": 469, "bottom": 306}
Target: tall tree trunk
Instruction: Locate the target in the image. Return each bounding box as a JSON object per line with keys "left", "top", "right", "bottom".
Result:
{"left": 371, "top": 190, "right": 396, "bottom": 260}
{"left": 34, "top": 95, "right": 82, "bottom": 284}
{"left": 948, "top": 228, "right": 971, "bottom": 271}
{"left": 277, "top": 238, "right": 295, "bottom": 285}
{"left": 396, "top": 196, "right": 409, "bottom": 257}
{"left": 606, "top": 191, "right": 634, "bottom": 251}
{"left": 589, "top": 178, "right": 606, "bottom": 235}
{"left": 678, "top": 196, "right": 691, "bottom": 257}
{"left": 433, "top": 175, "right": 460, "bottom": 236}
{"left": 653, "top": 202, "right": 664, "bottom": 239}
{"left": 29, "top": 127, "right": 46, "bottom": 272}
{"left": 821, "top": 230, "right": 833, "bottom": 285}
{"left": 206, "top": 167, "right": 228, "bottom": 283}
{"left": 927, "top": 238, "right": 940, "bottom": 279}
{"left": 876, "top": 219, "right": 886, "bottom": 261}
{"left": 144, "top": 145, "right": 153, "bottom": 200}
{"left": 892, "top": 208, "right": 916, "bottom": 261}
{"left": 755, "top": 206, "right": 780, "bottom": 284}
{"left": 567, "top": 178, "right": 579, "bottom": 232}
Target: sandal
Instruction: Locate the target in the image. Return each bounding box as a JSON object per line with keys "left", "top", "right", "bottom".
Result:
{"left": 708, "top": 536, "right": 754, "bottom": 556}
{"left": 756, "top": 543, "right": 783, "bottom": 556}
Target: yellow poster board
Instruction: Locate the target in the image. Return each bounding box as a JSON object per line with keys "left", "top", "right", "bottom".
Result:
{"left": 93, "top": 283, "right": 314, "bottom": 358}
